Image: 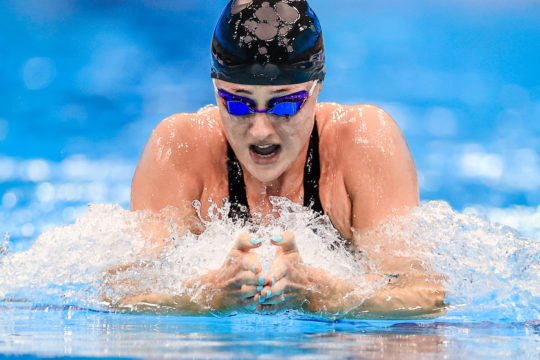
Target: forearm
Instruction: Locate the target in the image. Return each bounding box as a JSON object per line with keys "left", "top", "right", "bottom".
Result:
{"left": 110, "top": 270, "right": 219, "bottom": 314}
{"left": 345, "top": 274, "right": 446, "bottom": 319}
{"left": 304, "top": 267, "right": 446, "bottom": 319}
{"left": 112, "top": 293, "right": 208, "bottom": 314}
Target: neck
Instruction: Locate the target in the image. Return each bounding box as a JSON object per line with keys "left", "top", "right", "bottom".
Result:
{"left": 243, "top": 139, "right": 310, "bottom": 208}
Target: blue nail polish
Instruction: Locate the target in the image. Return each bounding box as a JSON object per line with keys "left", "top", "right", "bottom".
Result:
{"left": 271, "top": 278, "right": 275, "bottom": 286}
{"left": 271, "top": 236, "right": 282, "bottom": 243}
{"left": 266, "top": 290, "right": 272, "bottom": 298}
{"left": 250, "top": 238, "right": 262, "bottom": 245}
{"left": 252, "top": 265, "right": 256, "bottom": 273}
{"left": 259, "top": 297, "right": 265, "bottom": 303}
{"left": 257, "top": 285, "right": 263, "bottom": 292}
{"left": 259, "top": 276, "right": 265, "bottom": 285}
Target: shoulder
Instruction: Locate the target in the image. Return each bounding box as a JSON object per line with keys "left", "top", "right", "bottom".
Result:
{"left": 316, "top": 102, "right": 411, "bottom": 168}
{"left": 139, "top": 106, "right": 226, "bottom": 168}
{"left": 316, "top": 102, "right": 418, "bottom": 229}
{"left": 316, "top": 102, "right": 403, "bottom": 148}
{"left": 317, "top": 103, "right": 412, "bottom": 175}
{"left": 131, "top": 106, "right": 226, "bottom": 210}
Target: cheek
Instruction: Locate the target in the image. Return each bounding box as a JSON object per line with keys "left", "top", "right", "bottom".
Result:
{"left": 221, "top": 115, "right": 247, "bottom": 145}
{"left": 279, "top": 114, "right": 313, "bottom": 143}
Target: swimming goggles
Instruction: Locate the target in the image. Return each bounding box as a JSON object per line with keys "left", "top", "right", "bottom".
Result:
{"left": 215, "top": 80, "right": 318, "bottom": 117}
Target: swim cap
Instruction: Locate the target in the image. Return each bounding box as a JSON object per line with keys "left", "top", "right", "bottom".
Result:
{"left": 211, "top": 0, "right": 325, "bottom": 85}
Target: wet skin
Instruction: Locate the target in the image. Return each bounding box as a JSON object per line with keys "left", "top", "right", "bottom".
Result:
{"left": 127, "top": 80, "right": 446, "bottom": 317}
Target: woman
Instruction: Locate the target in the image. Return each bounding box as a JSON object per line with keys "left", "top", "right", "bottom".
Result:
{"left": 127, "top": 0, "right": 445, "bottom": 318}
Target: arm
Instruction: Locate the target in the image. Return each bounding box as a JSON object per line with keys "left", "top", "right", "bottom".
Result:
{"left": 339, "top": 105, "right": 445, "bottom": 317}
{"left": 255, "top": 231, "right": 445, "bottom": 319}
{"left": 105, "top": 113, "right": 263, "bottom": 313}
{"left": 109, "top": 233, "right": 265, "bottom": 315}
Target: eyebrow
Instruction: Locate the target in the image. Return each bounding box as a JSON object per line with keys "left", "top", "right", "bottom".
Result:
{"left": 229, "top": 88, "right": 252, "bottom": 95}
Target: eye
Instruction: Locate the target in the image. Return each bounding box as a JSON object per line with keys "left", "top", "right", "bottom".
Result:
{"left": 271, "top": 101, "right": 300, "bottom": 117}
{"left": 227, "top": 100, "right": 253, "bottom": 116}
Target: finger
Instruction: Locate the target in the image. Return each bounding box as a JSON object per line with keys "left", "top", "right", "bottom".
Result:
{"left": 271, "top": 230, "right": 297, "bottom": 254}
{"left": 224, "top": 270, "right": 261, "bottom": 289}
{"left": 242, "top": 253, "right": 262, "bottom": 275}
{"left": 233, "top": 232, "right": 263, "bottom": 252}
{"left": 240, "top": 284, "right": 258, "bottom": 300}
{"left": 254, "top": 281, "right": 288, "bottom": 305}
{"left": 263, "top": 295, "right": 295, "bottom": 308}
{"left": 257, "top": 296, "right": 297, "bottom": 312}
{"left": 260, "top": 289, "right": 286, "bottom": 305}
{"left": 262, "top": 279, "right": 306, "bottom": 301}
{"left": 266, "top": 261, "right": 288, "bottom": 286}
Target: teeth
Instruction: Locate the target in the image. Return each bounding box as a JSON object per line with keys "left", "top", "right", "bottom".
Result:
{"left": 251, "top": 144, "right": 280, "bottom": 158}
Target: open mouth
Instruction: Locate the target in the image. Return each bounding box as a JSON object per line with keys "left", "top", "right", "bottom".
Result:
{"left": 249, "top": 144, "right": 281, "bottom": 163}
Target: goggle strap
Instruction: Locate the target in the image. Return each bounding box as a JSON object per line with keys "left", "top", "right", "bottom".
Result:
{"left": 308, "top": 80, "right": 319, "bottom": 96}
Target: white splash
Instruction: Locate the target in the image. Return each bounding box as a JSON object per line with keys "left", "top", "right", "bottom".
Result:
{"left": 0, "top": 200, "right": 538, "bottom": 322}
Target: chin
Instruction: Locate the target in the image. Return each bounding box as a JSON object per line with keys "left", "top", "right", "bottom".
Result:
{"left": 244, "top": 161, "right": 287, "bottom": 184}
{"left": 249, "top": 166, "right": 284, "bottom": 184}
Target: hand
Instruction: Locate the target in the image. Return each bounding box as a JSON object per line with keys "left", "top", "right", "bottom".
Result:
{"left": 254, "top": 230, "right": 313, "bottom": 312}
{"left": 204, "top": 232, "right": 264, "bottom": 311}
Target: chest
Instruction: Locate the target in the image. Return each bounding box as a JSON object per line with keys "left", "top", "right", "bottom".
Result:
{"left": 196, "top": 162, "right": 353, "bottom": 239}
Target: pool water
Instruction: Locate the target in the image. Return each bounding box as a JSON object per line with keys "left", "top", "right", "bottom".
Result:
{"left": 1, "top": 0, "right": 539, "bottom": 358}
{"left": 1, "top": 304, "right": 539, "bottom": 359}
{"left": 0, "top": 201, "right": 539, "bottom": 358}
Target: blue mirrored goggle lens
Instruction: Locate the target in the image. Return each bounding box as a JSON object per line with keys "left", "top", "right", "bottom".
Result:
{"left": 270, "top": 101, "right": 303, "bottom": 117}
{"left": 227, "top": 100, "right": 252, "bottom": 116}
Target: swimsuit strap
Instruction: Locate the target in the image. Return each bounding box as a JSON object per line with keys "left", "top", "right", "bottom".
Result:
{"left": 227, "top": 141, "right": 251, "bottom": 221}
{"left": 227, "top": 120, "right": 323, "bottom": 221}
{"left": 303, "top": 120, "right": 324, "bottom": 213}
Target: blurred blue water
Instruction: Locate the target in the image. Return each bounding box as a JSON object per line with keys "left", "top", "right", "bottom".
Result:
{"left": 1, "top": 305, "right": 539, "bottom": 359}
{"left": 0, "top": 0, "right": 539, "bottom": 243}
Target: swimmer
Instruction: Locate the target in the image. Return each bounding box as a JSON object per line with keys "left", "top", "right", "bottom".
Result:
{"left": 121, "top": 0, "right": 445, "bottom": 318}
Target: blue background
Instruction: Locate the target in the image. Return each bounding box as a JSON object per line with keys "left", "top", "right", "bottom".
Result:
{"left": 0, "top": 0, "right": 539, "bottom": 243}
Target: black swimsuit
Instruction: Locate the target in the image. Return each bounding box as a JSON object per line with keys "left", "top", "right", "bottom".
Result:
{"left": 227, "top": 121, "right": 323, "bottom": 221}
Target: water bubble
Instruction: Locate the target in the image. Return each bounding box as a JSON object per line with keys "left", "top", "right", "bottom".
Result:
{"left": 21, "top": 223, "right": 35, "bottom": 237}
{"left": 61, "top": 155, "right": 89, "bottom": 180}
{"left": 27, "top": 159, "right": 51, "bottom": 182}
{"left": 62, "top": 207, "right": 78, "bottom": 223}
{"left": 57, "top": 183, "right": 78, "bottom": 201}
{"left": 460, "top": 148, "right": 503, "bottom": 182}
{"left": 22, "top": 57, "right": 56, "bottom": 90}
{"left": 36, "top": 182, "right": 55, "bottom": 203}
{"left": 2, "top": 192, "right": 17, "bottom": 208}
{"left": 0, "top": 157, "right": 16, "bottom": 181}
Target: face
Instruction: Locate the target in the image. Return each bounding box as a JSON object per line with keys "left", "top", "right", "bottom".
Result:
{"left": 215, "top": 79, "right": 321, "bottom": 184}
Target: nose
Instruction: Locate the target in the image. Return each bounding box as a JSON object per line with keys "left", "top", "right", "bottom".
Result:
{"left": 249, "top": 113, "right": 275, "bottom": 141}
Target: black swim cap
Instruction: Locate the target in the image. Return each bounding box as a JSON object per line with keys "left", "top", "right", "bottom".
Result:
{"left": 211, "top": 0, "right": 325, "bottom": 85}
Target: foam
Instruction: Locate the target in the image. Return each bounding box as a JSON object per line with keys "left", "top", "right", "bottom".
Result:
{"left": 0, "top": 200, "right": 538, "bottom": 321}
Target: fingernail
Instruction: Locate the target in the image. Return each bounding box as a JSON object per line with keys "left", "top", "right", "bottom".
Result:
{"left": 259, "top": 297, "right": 265, "bottom": 303}
{"left": 250, "top": 238, "right": 262, "bottom": 245}
{"left": 271, "top": 236, "right": 282, "bottom": 243}
{"left": 259, "top": 276, "right": 265, "bottom": 285}
{"left": 271, "top": 278, "right": 275, "bottom": 286}
{"left": 252, "top": 265, "right": 256, "bottom": 274}
{"left": 257, "top": 285, "right": 263, "bottom": 292}
{"left": 266, "top": 290, "right": 271, "bottom": 298}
